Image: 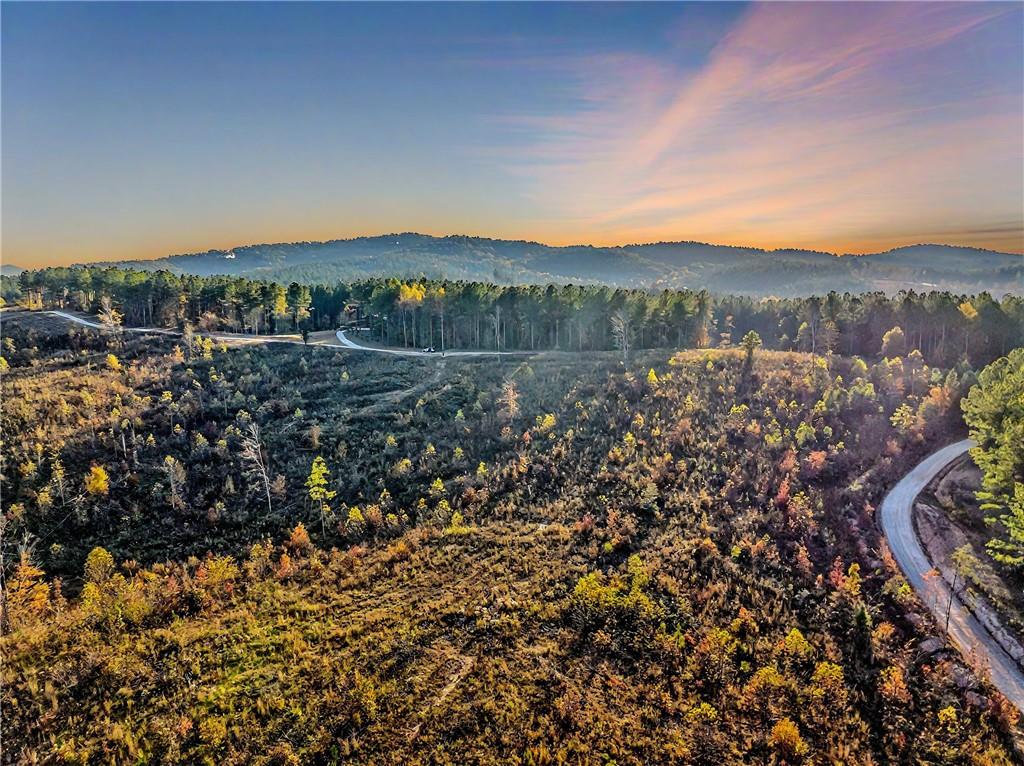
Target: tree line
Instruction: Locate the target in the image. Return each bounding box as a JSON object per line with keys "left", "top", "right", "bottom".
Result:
{"left": 10, "top": 266, "right": 1023, "bottom": 365}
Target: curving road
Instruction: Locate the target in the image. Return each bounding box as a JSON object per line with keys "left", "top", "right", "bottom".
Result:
{"left": 24, "top": 311, "right": 535, "bottom": 357}
{"left": 880, "top": 439, "right": 1024, "bottom": 711}
{"left": 39, "top": 310, "right": 321, "bottom": 346}
{"left": 336, "top": 330, "right": 534, "bottom": 358}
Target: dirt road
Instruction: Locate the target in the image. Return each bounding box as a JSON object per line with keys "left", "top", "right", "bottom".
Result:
{"left": 336, "top": 330, "right": 534, "bottom": 357}
{"left": 41, "top": 310, "right": 338, "bottom": 347}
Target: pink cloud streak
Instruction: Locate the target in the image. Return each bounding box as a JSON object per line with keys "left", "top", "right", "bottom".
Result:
{"left": 491, "top": 2, "right": 1024, "bottom": 253}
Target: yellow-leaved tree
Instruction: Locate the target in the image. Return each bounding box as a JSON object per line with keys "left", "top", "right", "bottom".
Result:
{"left": 84, "top": 465, "right": 109, "bottom": 496}
{"left": 306, "top": 456, "right": 336, "bottom": 538}
{"left": 398, "top": 282, "right": 426, "bottom": 347}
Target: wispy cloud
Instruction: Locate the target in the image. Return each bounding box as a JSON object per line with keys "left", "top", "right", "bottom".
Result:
{"left": 490, "top": 2, "right": 1024, "bottom": 253}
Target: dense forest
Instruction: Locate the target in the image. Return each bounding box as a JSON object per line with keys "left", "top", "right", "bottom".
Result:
{"left": 8, "top": 266, "right": 1023, "bottom": 368}
{"left": 1, "top": 301, "right": 1022, "bottom": 763}
{"left": 62, "top": 232, "right": 1024, "bottom": 297}
{"left": 962, "top": 348, "right": 1024, "bottom": 569}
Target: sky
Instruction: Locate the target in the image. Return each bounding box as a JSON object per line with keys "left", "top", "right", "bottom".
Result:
{"left": 2, "top": 1, "right": 1022, "bottom": 268}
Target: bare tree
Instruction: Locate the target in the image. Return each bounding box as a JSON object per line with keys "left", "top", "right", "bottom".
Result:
{"left": 498, "top": 379, "right": 520, "bottom": 422}
{"left": 182, "top": 321, "right": 195, "bottom": 361}
{"left": 50, "top": 453, "right": 68, "bottom": 508}
{"left": 610, "top": 309, "right": 632, "bottom": 362}
{"left": 490, "top": 304, "right": 503, "bottom": 351}
{"left": 241, "top": 423, "right": 273, "bottom": 517}
{"left": 163, "top": 455, "right": 187, "bottom": 512}
{"left": 98, "top": 296, "right": 123, "bottom": 335}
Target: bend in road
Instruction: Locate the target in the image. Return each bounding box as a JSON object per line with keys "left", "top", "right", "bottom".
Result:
{"left": 48, "top": 310, "right": 106, "bottom": 330}
{"left": 336, "top": 330, "right": 534, "bottom": 358}
{"left": 42, "top": 311, "right": 326, "bottom": 346}
{"left": 880, "top": 439, "right": 1024, "bottom": 711}
{"left": 37, "top": 312, "right": 533, "bottom": 357}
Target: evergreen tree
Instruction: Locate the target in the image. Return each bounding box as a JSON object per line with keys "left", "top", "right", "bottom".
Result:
{"left": 962, "top": 348, "right": 1024, "bottom": 568}
{"left": 306, "top": 455, "right": 337, "bottom": 537}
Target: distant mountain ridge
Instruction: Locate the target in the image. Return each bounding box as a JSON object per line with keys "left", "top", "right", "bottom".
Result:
{"left": 96, "top": 233, "right": 1022, "bottom": 297}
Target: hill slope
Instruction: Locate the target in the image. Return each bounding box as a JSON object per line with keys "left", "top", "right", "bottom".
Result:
{"left": 2, "top": 319, "right": 1019, "bottom": 763}
{"left": 100, "top": 234, "right": 1023, "bottom": 296}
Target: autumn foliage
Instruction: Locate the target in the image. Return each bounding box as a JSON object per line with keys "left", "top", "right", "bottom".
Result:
{"left": 0, "top": 311, "right": 1019, "bottom": 764}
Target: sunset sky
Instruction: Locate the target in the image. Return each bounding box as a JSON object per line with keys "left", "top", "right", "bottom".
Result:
{"left": 3, "top": 1, "right": 1022, "bottom": 268}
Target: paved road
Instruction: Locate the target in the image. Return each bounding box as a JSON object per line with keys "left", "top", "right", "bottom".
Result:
{"left": 336, "top": 330, "right": 534, "bottom": 358}
{"left": 880, "top": 439, "right": 1024, "bottom": 711}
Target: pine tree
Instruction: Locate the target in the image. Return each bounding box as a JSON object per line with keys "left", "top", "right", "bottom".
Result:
{"left": 286, "top": 282, "right": 312, "bottom": 331}
{"left": 306, "top": 455, "right": 337, "bottom": 537}
{"left": 963, "top": 349, "right": 1024, "bottom": 568}
{"left": 740, "top": 330, "right": 762, "bottom": 370}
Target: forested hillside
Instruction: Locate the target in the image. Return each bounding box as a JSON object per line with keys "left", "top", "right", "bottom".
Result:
{"left": 1, "top": 308, "right": 1021, "bottom": 764}
{"left": 91, "top": 233, "right": 1024, "bottom": 297}
{"left": 963, "top": 349, "right": 1024, "bottom": 569}
{"left": 9, "top": 266, "right": 1024, "bottom": 368}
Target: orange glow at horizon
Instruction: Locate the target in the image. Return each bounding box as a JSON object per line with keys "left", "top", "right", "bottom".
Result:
{"left": 7, "top": 220, "right": 1021, "bottom": 271}
{"left": 2, "top": 1, "right": 1021, "bottom": 270}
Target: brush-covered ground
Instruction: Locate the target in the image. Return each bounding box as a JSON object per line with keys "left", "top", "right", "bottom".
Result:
{"left": 918, "top": 456, "right": 1024, "bottom": 643}
{"left": 1, "top": 314, "right": 1019, "bottom": 765}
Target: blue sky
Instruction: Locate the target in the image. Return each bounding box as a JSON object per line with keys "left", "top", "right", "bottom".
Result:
{"left": 2, "top": 1, "right": 1021, "bottom": 266}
